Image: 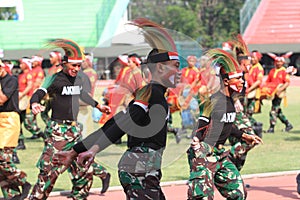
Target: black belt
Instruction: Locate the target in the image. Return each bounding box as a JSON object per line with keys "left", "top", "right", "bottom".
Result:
{"left": 51, "top": 118, "right": 77, "bottom": 126}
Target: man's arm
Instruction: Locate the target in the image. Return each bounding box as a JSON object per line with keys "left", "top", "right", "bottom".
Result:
{"left": 80, "top": 90, "right": 111, "bottom": 114}
{"left": 0, "top": 88, "right": 8, "bottom": 105}
{"left": 30, "top": 88, "right": 47, "bottom": 114}
{"left": 19, "top": 79, "right": 33, "bottom": 99}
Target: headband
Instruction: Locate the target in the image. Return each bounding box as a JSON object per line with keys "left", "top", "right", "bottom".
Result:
{"left": 148, "top": 51, "right": 179, "bottom": 63}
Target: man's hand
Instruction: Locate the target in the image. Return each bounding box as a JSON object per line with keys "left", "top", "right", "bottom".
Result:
{"left": 97, "top": 104, "right": 111, "bottom": 114}
{"left": 53, "top": 149, "right": 78, "bottom": 174}
{"left": 77, "top": 145, "right": 100, "bottom": 168}
{"left": 242, "top": 133, "right": 263, "bottom": 146}
{"left": 31, "top": 103, "right": 45, "bottom": 115}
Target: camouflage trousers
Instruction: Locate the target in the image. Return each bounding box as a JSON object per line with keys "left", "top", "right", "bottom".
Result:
{"left": 0, "top": 147, "right": 27, "bottom": 199}
{"left": 118, "top": 146, "right": 166, "bottom": 200}
{"left": 246, "top": 98, "right": 257, "bottom": 125}
{"left": 91, "top": 162, "right": 108, "bottom": 180}
{"left": 269, "top": 96, "right": 288, "bottom": 126}
{"left": 40, "top": 100, "right": 51, "bottom": 125}
{"left": 29, "top": 120, "right": 93, "bottom": 200}
{"left": 24, "top": 111, "right": 42, "bottom": 136}
{"left": 187, "top": 144, "right": 247, "bottom": 200}
{"left": 229, "top": 111, "right": 256, "bottom": 171}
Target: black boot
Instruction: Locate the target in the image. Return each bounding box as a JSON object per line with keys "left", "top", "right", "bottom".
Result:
{"left": 29, "top": 131, "right": 45, "bottom": 139}
{"left": 297, "top": 173, "right": 300, "bottom": 194}
{"left": 20, "top": 181, "right": 31, "bottom": 199}
{"left": 266, "top": 126, "right": 274, "bottom": 133}
{"left": 253, "top": 122, "right": 263, "bottom": 138}
{"left": 284, "top": 121, "right": 293, "bottom": 132}
{"left": 12, "top": 151, "right": 20, "bottom": 164}
{"left": 101, "top": 173, "right": 111, "bottom": 194}
{"left": 16, "top": 139, "right": 26, "bottom": 150}
{"left": 29, "top": 134, "right": 40, "bottom": 139}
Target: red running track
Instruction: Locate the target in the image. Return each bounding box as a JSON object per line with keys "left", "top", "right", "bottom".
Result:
{"left": 47, "top": 171, "right": 300, "bottom": 200}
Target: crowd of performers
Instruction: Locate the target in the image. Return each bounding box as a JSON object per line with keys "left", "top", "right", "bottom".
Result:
{"left": 0, "top": 18, "right": 299, "bottom": 200}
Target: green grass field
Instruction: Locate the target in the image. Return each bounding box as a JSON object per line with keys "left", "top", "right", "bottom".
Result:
{"left": 5, "top": 85, "right": 300, "bottom": 194}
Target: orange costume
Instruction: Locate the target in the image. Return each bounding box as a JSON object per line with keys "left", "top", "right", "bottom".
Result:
{"left": 181, "top": 66, "right": 199, "bottom": 85}
{"left": 262, "top": 66, "right": 289, "bottom": 98}
{"left": 18, "top": 70, "right": 33, "bottom": 105}
{"left": 83, "top": 68, "right": 98, "bottom": 96}
{"left": 31, "top": 66, "right": 44, "bottom": 92}
{"left": 99, "top": 56, "right": 146, "bottom": 125}
{"left": 248, "top": 63, "right": 264, "bottom": 90}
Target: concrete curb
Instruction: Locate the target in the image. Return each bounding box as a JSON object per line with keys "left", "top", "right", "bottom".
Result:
{"left": 49, "top": 170, "right": 300, "bottom": 197}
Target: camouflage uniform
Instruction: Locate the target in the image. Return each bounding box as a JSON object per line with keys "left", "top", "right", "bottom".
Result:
{"left": 29, "top": 120, "right": 93, "bottom": 200}
{"left": 269, "top": 96, "right": 288, "bottom": 126}
{"left": 91, "top": 162, "right": 109, "bottom": 180}
{"left": 246, "top": 98, "right": 257, "bottom": 125}
{"left": 118, "top": 146, "right": 165, "bottom": 200}
{"left": 0, "top": 147, "right": 27, "bottom": 198}
{"left": 40, "top": 98, "right": 51, "bottom": 125}
{"left": 229, "top": 107, "right": 256, "bottom": 171}
{"left": 24, "top": 110, "right": 42, "bottom": 136}
{"left": 187, "top": 143, "right": 247, "bottom": 200}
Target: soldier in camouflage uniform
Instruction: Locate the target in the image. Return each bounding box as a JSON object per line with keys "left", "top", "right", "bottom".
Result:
{"left": 28, "top": 39, "right": 111, "bottom": 200}
{"left": 54, "top": 28, "right": 182, "bottom": 200}
{"left": 187, "top": 49, "right": 262, "bottom": 200}
{"left": 0, "top": 61, "right": 31, "bottom": 199}
{"left": 228, "top": 38, "right": 260, "bottom": 171}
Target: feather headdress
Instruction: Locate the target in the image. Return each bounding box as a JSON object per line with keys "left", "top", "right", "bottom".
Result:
{"left": 231, "top": 34, "right": 250, "bottom": 61}
{"left": 128, "top": 18, "right": 179, "bottom": 63}
{"left": 129, "top": 18, "right": 177, "bottom": 52}
{"left": 206, "top": 48, "right": 242, "bottom": 79}
{"left": 46, "top": 38, "right": 84, "bottom": 63}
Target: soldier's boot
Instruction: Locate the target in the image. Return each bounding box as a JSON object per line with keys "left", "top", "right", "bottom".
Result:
{"left": 266, "top": 125, "right": 274, "bottom": 133}
{"left": 29, "top": 131, "right": 45, "bottom": 140}
{"left": 296, "top": 173, "right": 300, "bottom": 194}
{"left": 16, "top": 139, "right": 26, "bottom": 150}
{"left": 284, "top": 121, "right": 293, "bottom": 132}
{"left": 101, "top": 173, "right": 111, "bottom": 194}
{"left": 168, "top": 127, "right": 181, "bottom": 144}
{"left": 20, "top": 181, "right": 31, "bottom": 199}
{"left": 12, "top": 151, "right": 20, "bottom": 164}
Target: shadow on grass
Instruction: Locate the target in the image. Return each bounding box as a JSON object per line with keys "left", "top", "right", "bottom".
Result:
{"left": 285, "top": 136, "right": 300, "bottom": 141}
{"left": 288, "top": 130, "right": 300, "bottom": 134}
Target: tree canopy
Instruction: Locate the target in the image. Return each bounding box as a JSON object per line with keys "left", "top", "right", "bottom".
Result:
{"left": 129, "top": 0, "right": 245, "bottom": 49}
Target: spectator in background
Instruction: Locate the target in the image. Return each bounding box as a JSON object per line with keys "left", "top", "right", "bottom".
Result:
{"left": 264, "top": 53, "right": 293, "bottom": 133}
{"left": 180, "top": 55, "right": 200, "bottom": 132}
{"left": 23, "top": 55, "right": 45, "bottom": 140}
{"left": 78, "top": 53, "right": 99, "bottom": 137}
{"left": 48, "top": 51, "right": 63, "bottom": 75}
{"left": 246, "top": 50, "right": 264, "bottom": 124}
{"left": 16, "top": 57, "right": 33, "bottom": 157}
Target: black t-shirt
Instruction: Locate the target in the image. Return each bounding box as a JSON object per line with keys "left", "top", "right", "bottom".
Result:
{"left": 73, "top": 82, "right": 169, "bottom": 153}
{"left": 0, "top": 74, "right": 19, "bottom": 113}
{"left": 203, "top": 91, "right": 243, "bottom": 147}
{"left": 30, "top": 71, "right": 97, "bottom": 121}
